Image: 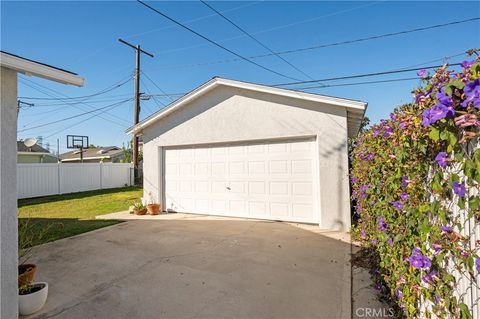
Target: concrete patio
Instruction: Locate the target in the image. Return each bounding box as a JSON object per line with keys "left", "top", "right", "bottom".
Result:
{"left": 25, "top": 215, "right": 353, "bottom": 319}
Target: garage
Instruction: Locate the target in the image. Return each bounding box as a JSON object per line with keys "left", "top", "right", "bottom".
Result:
{"left": 164, "top": 138, "right": 318, "bottom": 223}
{"left": 128, "top": 77, "right": 366, "bottom": 230}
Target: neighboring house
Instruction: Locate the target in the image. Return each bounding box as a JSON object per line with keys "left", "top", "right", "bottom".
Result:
{"left": 127, "top": 77, "right": 367, "bottom": 231}
{"left": 59, "top": 146, "right": 126, "bottom": 163}
{"left": 0, "top": 50, "right": 84, "bottom": 318}
{"left": 17, "top": 141, "right": 58, "bottom": 163}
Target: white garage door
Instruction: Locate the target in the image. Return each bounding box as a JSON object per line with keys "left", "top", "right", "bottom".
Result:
{"left": 163, "top": 138, "right": 318, "bottom": 223}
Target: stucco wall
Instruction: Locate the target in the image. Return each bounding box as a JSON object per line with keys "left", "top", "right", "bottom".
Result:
{"left": 0, "top": 67, "right": 18, "bottom": 318}
{"left": 142, "top": 86, "right": 351, "bottom": 230}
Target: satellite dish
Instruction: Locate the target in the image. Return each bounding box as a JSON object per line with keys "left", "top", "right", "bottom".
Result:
{"left": 24, "top": 137, "right": 37, "bottom": 148}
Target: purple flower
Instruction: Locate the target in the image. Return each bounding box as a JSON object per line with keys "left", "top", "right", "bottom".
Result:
{"left": 373, "top": 129, "right": 380, "bottom": 137}
{"left": 387, "top": 238, "right": 393, "bottom": 246}
{"left": 415, "top": 87, "right": 432, "bottom": 104}
{"left": 476, "top": 258, "right": 480, "bottom": 272}
{"left": 422, "top": 270, "right": 438, "bottom": 284}
{"left": 375, "top": 282, "right": 382, "bottom": 290}
{"left": 369, "top": 267, "right": 379, "bottom": 275}
{"left": 436, "top": 87, "right": 453, "bottom": 107}
{"left": 390, "top": 113, "right": 396, "bottom": 120}
{"left": 441, "top": 225, "right": 453, "bottom": 233}
{"left": 396, "top": 288, "right": 403, "bottom": 299}
{"left": 461, "top": 60, "right": 474, "bottom": 69}
{"left": 401, "top": 176, "right": 409, "bottom": 188}
{"left": 383, "top": 126, "right": 394, "bottom": 138}
{"left": 392, "top": 201, "right": 403, "bottom": 210}
{"left": 422, "top": 103, "right": 455, "bottom": 127}
{"left": 361, "top": 230, "right": 367, "bottom": 238}
{"left": 371, "top": 239, "right": 377, "bottom": 247}
{"left": 432, "top": 243, "right": 442, "bottom": 253}
{"left": 378, "top": 216, "right": 388, "bottom": 231}
{"left": 417, "top": 69, "right": 428, "bottom": 78}
{"left": 399, "top": 276, "right": 405, "bottom": 284}
{"left": 435, "top": 152, "right": 448, "bottom": 168}
{"left": 351, "top": 177, "right": 358, "bottom": 184}
{"left": 364, "top": 153, "right": 374, "bottom": 161}
{"left": 370, "top": 200, "right": 376, "bottom": 205}
{"left": 409, "top": 248, "right": 432, "bottom": 269}
{"left": 452, "top": 181, "right": 466, "bottom": 198}
{"left": 399, "top": 122, "right": 407, "bottom": 129}
{"left": 400, "top": 192, "right": 409, "bottom": 201}
{"left": 461, "top": 79, "right": 480, "bottom": 109}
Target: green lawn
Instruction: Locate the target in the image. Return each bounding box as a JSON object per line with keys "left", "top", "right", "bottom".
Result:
{"left": 18, "top": 187, "right": 143, "bottom": 247}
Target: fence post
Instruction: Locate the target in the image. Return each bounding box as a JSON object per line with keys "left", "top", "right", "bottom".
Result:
{"left": 100, "top": 162, "right": 103, "bottom": 190}
{"left": 57, "top": 162, "right": 61, "bottom": 195}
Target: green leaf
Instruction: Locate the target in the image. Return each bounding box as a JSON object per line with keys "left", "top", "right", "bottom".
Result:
{"left": 469, "top": 197, "right": 480, "bottom": 210}
{"left": 429, "top": 127, "right": 440, "bottom": 141}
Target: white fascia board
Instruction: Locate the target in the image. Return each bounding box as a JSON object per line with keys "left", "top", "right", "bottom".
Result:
{"left": 61, "top": 156, "right": 111, "bottom": 162}
{"left": 1, "top": 52, "right": 84, "bottom": 87}
{"left": 218, "top": 78, "right": 367, "bottom": 110}
{"left": 126, "top": 77, "right": 367, "bottom": 135}
{"left": 17, "top": 152, "right": 50, "bottom": 155}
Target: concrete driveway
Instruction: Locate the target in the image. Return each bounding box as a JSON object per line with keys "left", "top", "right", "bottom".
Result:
{"left": 25, "top": 215, "right": 352, "bottom": 319}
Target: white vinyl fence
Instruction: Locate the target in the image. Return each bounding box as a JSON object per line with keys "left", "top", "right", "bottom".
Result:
{"left": 17, "top": 163, "right": 134, "bottom": 199}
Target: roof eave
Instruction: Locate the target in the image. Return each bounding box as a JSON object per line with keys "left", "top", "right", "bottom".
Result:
{"left": 1, "top": 52, "right": 85, "bottom": 87}
{"left": 126, "top": 77, "right": 367, "bottom": 135}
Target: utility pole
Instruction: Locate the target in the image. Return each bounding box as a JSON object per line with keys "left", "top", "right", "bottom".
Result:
{"left": 17, "top": 100, "right": 34, "bottom": 119}
{"left": 118, "top": 38, "right": 154, "bottom": 183}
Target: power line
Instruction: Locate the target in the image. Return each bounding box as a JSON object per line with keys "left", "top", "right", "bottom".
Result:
{"left": 141, "top": 70, "right": 175, "bottom": 102}
{"left": 294, "top": 77, "right": 421, "bottom": 90}
{"left": 19, "top": 77, "right": 131, "bottom": 126}
{"left": 137, "top": 0, "right": 303, "bottom": 82}
{"left": 272, "top": 62, "right": 463, "bottom": 87}
{"left": 18, "top": 98, "right": 133, "bottom": 132}
{"left": 43, "top": 99, "right": 132, "bottom": 139}
{"left": 200, "top": 0, "right": 313, "bottom": 80}
{"left": 158, "top": 1, "right": 386, "bottom": 56}
{"left": 152, "top": 18, "right": 479, "bottom": 71}
{"left": 31, "top": 95, "right": 134, "bottom": 107}
{"left": 18, "top": 74, "right": 133, "bottom": 100}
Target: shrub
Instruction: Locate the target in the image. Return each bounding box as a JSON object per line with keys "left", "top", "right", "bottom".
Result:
{"left": 351, "top": 50, "right": 480, "bottom": 318}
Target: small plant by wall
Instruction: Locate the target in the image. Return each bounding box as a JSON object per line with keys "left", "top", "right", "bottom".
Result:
{"left": 351, "top": 50, "right": 480, "bottom": 318}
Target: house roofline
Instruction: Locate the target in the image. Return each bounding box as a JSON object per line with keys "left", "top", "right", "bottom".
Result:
{"left": 125, "top": 77, "right": 367, "bottom": 136}
{"left": 1, "top": 51, "right": 84, "bottom": 87}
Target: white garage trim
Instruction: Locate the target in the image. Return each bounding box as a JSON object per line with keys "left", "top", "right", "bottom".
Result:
{"left": 126, "top": 77, "right": 367, "bottom": 138}
{"left": 161, "top": 136, "right": 321, "bottom": 224}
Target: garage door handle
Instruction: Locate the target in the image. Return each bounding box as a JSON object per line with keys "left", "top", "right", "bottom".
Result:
{"left": 226, "top": 186, "right": 231, "bottom": 190}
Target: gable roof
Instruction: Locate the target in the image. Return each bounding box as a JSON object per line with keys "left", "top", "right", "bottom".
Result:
{"left": 17, "top": 141, "right": 51, "bottom": 154}
{"left": 59, "top": 146, "right": 123, "bottom": 161}
{"left": 126, "top": 77, "right": 367, "bottom": 138}
{"left": 0, "top": 51, "right": 84, "bottom": 87}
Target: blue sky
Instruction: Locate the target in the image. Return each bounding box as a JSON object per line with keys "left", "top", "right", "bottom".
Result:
{"left": 2, "top": 1, "right": 479, "bottom": 154}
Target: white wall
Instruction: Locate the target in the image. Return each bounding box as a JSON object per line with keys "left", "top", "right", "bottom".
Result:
{"left": 17, "top": 163, "right": 133, "bottom": 199}
{"left": 0, "top": 67, "right": 18, "bottom": 319}
{"left": 142, "top": 86, "right": 351, "bottom": 230}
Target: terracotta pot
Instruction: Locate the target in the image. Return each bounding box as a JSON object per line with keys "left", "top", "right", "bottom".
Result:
{"left": 133, "top": 208, "right": 147, "bottom": 215}
{"left": 147, "top": 204, "right": 160, "bottom": 215}
{"left": 18, "top": 264, "right": 37, "bottom": 288}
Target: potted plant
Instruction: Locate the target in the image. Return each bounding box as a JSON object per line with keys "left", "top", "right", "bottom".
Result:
{"left": 18, "top": 218, "right": 38, "bottom": 287}
{"left": 18, "top": 218, "right": 51, "bottom": 315}
{"left": 19, "top": 282, "right": 49, "bottom": 316}
{"left": 146, "top": 192, "right": 161, "bottom": 215}
{"left": 132, "top": 201, "right": 147, "bottom": 215}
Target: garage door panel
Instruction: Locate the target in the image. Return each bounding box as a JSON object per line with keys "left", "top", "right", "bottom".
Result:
{"left": 164, "top": 138, "right": 317, "bottom": 223}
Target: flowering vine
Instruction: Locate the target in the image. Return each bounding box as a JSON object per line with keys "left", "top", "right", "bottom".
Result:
{"left": 351, "top": 49, "right": 480, "bottom": 318}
